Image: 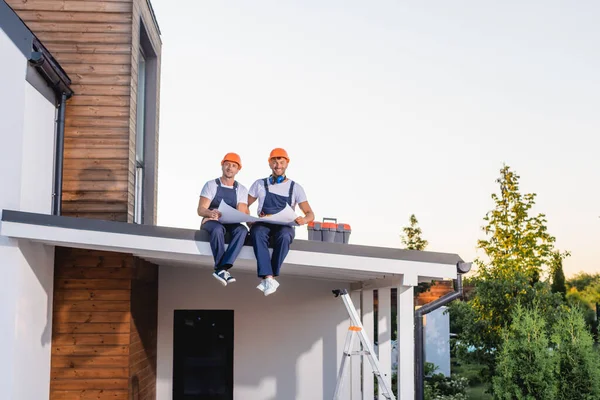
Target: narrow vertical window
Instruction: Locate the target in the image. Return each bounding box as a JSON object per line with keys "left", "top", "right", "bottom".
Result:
{"left": 134, "top": 49, "right": 147, "bottom": 224}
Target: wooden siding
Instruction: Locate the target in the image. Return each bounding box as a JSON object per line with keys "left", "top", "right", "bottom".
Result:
{"left": 415, "top": 280, "right": 455, "bottom": 306}
{"left": 7, "top": 0, "right": 161, "bottom": 223}
{"left": 129, "top": 258, "right": 158, "bottom": 399}
{"left": 51, "top": 248, "right": 158, "bottom": 400}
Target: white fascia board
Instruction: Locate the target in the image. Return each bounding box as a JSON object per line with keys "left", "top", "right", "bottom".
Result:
{"left": 0, "top": 220, "right": 456, "bottom": 282}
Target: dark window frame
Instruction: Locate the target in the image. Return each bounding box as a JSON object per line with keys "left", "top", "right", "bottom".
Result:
{"left": 134, "top": 20, "right": 159, "bottom": 225}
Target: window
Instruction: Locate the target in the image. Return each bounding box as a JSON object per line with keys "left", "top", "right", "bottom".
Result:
{"left": 173, "top": 310, "right": 234, "bottom": 400}
{"left": 134, "top": 48, "right": 147, "bottom": 224}
{"left": 133, "top": 20, "right": 158, "bottom": 225}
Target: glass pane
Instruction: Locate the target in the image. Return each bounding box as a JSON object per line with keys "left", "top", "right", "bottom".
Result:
{"left": 134, "top": 166, "right": 143, "bottom": 224}
{"left": 136, "top": 51, "right": 146, "bottom": 163}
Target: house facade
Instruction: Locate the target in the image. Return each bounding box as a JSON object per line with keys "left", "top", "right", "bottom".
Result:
{"left": 1, "top": 0, "right": 161, "bottom": 398}
{"left": 0, "top": 1, "right": 465, "bottom": 399}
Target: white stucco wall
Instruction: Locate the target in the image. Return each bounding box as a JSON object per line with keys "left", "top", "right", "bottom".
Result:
{"left": 0, "top": 27, "right": 56, "bottom": 400}
{"left": 0, "top": 28, "right": 26, "bottom": 211}
{"left": 157, "top": 266, "right": 353, "bottom": 400}
{"left": 11, "top": 240, "right": 55, "bottom": 400}
{"left": 21, "top": 82, "right": 57, "bottom": 214}
{"left": 424, "top": 306, "right": 451, "bottom": 377}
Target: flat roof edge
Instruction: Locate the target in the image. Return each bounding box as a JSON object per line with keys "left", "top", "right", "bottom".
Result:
{"left": 1, "top": 209, "right": 464, "bottom": 264}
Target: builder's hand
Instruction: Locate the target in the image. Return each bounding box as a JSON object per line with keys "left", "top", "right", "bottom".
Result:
{"left": 207, "top": 209, "right": 221, "bottom": 220}
{"left": 295, "top": 216, "right": 307, "bottom": 226}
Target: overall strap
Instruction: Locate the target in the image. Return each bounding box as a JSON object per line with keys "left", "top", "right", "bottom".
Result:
{"left": 287, "top": 181, "right": 295, "bottom": 205}
{"left": 233, "top": 181, "right": 238, "bottom": 190}
{"left": 263, "top": 178, "right": 270, "bottom": 193}
{"left": 215, "top": 178, "right": 221, "bottom": 186}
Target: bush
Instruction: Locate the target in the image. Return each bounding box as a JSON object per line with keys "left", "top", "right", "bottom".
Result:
{"left": 551, "top": 306, "right": 600, "bottom": 400}
{"left": 424, "top": 362, "right": 469, "bottom": 400}
{"left": 492, "top": 305, "right": 557, "bottom": 400}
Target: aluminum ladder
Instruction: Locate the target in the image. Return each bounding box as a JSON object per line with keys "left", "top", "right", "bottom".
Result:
{"left": 332, "top": 289, "right": 396, "bottom": 400}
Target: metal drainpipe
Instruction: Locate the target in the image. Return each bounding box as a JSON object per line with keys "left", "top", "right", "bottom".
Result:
{"left": 414, "top": 263, "right": 470, "bottom": 400}
{"left": 52, "top": 92, "right": 67, "bottom": 216}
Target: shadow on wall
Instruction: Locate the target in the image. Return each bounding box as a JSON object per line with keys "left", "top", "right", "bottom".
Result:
{"left": 62, "top": 167, "right": 126, "bottom": 221}
{"left": 234, "top": 282, "right": 344, "bottom": 400}
{"left": 17, "top": 240, "right": 55, "bottom": 347}
{"left": 130, "top": 375, "right": 140, "bottom": 399}
{"left": 158, "top": 266, "right": 349, "bottom": 400}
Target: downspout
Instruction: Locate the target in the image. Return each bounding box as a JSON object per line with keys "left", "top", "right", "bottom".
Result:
{"left": 52, "top": 93, "right": 67, "bottom": 216}
{"left": 414, "top": 262, "right": 472, "bottom": 400}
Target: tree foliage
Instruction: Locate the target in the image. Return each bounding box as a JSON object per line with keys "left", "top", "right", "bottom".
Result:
{"left": 400, "top": 214, "right": 432, "bottom": 295}
{"left": 551, "top": 306, "right": 600, "bottom": 400}
{"left": 475, "top": 165, "right": 556, "bottom": 281}
{"left": 567, "top": 272, "right": 600, "bottom": 292}
{"left": 401, "top": 214, "right": 429, "bottom": 251}
{"left": 493, "top": 305, "right": 557, "bottom": 400}
{"left": 550, "top": 251, "right": 569, "bottom": 298}
{"left": 450, "top": 165, "right": 564, "bottom": 380}
{"left": 472, "top": 166, "right": 561, "bottom": 355}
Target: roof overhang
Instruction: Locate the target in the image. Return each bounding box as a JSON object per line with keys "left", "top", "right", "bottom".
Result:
{"left": 0, "top": 0, "right": 72, "bottom": 99}
{"left": 0, "top": 210, "right": 463, "bottom": 287}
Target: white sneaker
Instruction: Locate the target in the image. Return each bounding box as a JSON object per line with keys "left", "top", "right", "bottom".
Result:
{"left": 263, "top": 278, "right": 278, "bottom": 296}
{"left": 213, "top": 270, "right": 233, "bottom": 286}
{"left": 256, "top": 279, "right": 266, "bottom": 292}
{"left": 224, "top": 270, "right": 236, "bottom": 284}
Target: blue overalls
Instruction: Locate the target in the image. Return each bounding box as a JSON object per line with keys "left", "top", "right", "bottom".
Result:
{"left": 201, "top": 178, "right": 248, "bottom": 271}
{"left": 250, "top": 178, "right": 296, "bottom": 277}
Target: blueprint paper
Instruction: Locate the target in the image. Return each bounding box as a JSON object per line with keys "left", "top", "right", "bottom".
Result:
{"left": 217, "top": 201, "right": 298, "bottom": 226}
{"left": 217, "top": 201, "right": 256, "bottom": 224}
{"left": 258, "top": 204, "right": 299, "bottom": 226}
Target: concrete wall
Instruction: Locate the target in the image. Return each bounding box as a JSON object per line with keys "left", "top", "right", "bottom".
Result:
{"left": 157, "top": 266, "right": 352, "bottom": 400}
{"left": 0, "top": 27, "right": 56, "bottom": 400}
{"left": 424, "top": 306, "right": 451, "bottom": 377}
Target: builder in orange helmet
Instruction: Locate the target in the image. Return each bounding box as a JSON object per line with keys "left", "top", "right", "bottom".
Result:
{"left": 198, "top": 152, "right": 249, "bottom": 286}
{"left": 247, "top": 148, "right": 315, "bottom": 296}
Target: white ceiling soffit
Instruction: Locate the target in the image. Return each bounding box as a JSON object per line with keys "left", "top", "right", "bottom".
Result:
{"left": 1, "top": 210, "right": 464, "bottom": 285}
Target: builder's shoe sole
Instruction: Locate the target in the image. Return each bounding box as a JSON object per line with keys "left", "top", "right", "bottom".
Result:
{"left": 212, "top": 271, "right": 228, "bottom": 286}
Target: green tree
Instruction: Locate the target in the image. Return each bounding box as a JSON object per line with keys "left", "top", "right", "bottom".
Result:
{"left": 450, "top": 165, "right": 564, "bottom": 380}
{"left": 564, "top": 273, "right": 600, "bottom": 340}
{"left": 567, "top": 272, "right": 600, "bottom": 292}
{"left": 493, "top": 305, "right": 557, "bottom": 400}
{"left": 401, "top": 214, "right": 428, "bottom": 250}
{"left": 400, "top": 214, "right": 432, "bottom": 295}
{"left": 550, "top": 251, "right": 569, "bottom": 299}
{"left": 475, "top": 165, "right": 556, "bottom": 282}
{"left": 551, "top": 307, "right": 600, "bottom": 400}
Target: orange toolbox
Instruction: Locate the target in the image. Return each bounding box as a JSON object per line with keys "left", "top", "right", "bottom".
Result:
{"left": 307, "top": 217, "right": 351, "bottom": 244}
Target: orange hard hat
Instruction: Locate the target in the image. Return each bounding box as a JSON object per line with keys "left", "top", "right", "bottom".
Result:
{"left": 269, "top": 148, "right": 290, "bottom": 162}
{"left": 221, "top": 152, "right": 242, "bottom": 169}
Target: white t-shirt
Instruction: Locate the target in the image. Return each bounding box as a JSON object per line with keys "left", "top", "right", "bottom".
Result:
{"left": 200, "top": 178, "right": 248, "bottom": 207}
{"left": 248, "top": 178, "right": 308, "bottom": 216}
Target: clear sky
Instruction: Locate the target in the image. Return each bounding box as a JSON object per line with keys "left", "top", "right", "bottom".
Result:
{"left": 152, "top": 1, "right": 599, "bottom": 278}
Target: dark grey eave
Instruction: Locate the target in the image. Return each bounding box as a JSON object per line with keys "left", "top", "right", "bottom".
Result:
{"left": 145, "top": 0, "right": 162, "bottom": 37}
{"left": 0, "top": 0, "right": 73, "bottom": 98}
{"left": 1, "top": 209, "right": 463, "bottom": 265}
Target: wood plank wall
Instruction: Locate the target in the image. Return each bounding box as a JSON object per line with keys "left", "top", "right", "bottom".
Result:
{"left": 52, "top": 248, "right": 158, "bottom": 400}
{"left": 130, "top": 259, "right": 158, "bottom": 399}
{"left": 7, "top": 0, "right": 161, "bottom": 224}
